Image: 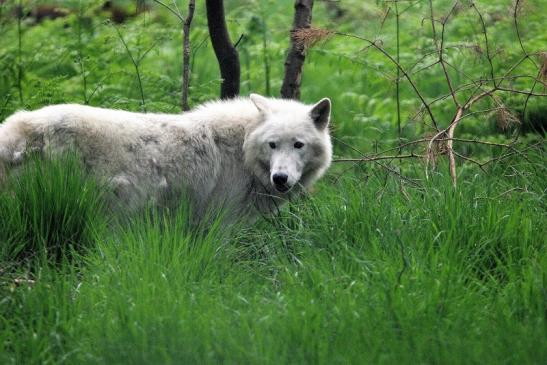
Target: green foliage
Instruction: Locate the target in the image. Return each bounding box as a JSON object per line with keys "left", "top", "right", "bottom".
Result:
{"left": 1, "top": 0, "right": 545, "bottom": 150}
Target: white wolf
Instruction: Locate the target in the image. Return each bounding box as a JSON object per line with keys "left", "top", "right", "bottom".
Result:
{"left": 0, "top": 94, "right": 332, "bottom": 220}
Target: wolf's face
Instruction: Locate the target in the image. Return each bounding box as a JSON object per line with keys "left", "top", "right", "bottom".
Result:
{"left": 244, "top": 94, "right": 332, "bottom": 194}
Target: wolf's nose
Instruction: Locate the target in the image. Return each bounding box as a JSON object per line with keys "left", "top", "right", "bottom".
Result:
{"left": 273, "top": 173, "right": 288, "bottom": 185}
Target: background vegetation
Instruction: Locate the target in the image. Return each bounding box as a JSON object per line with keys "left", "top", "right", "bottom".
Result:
{"left": 0, "top": 0, "right": 545, "bottom": 364}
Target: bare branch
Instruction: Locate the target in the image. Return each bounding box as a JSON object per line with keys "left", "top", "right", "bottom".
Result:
{"left": 152, "top": 0, "right": 184, "bottom": 21}
{"left": 471, "top": 3, "right": 496, "bottom": 86}
{"left": 326, "top": 1, "right": 542, "bottom": 188}
{"left": 113, "top": 24, "right": 147, "bottom": 111}
{"left": 431, "top": 0, "right": 460, "bottom": 107}
{"left": 332, "top": 31, "right": 440, "bottom": 130}
{"left": 453, "top": 150, "right": 486, "bottom": 173}
{"left": 333, "top": 154, "right": 423, "bottom": 163}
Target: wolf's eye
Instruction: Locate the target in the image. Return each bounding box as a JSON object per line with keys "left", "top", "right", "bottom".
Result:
{"left": 294, "top": 141, "right": 304, "bottom": 149}
{"left": 269, "top": 142, "right": 276, "bottom": 149}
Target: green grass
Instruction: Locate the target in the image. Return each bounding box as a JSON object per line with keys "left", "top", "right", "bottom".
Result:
{"left": 0, "top": 153, "right": 545, "bottom": 364}
{"left": 0, "top": 152, "right": 106, "bottom": 265}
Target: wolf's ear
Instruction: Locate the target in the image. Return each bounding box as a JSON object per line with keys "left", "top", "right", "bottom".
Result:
{"left": 250, "top": 93, "right": 271, "bottom": 114}
{"left": 310, "top": 98, "right": 331, "bottom": 130}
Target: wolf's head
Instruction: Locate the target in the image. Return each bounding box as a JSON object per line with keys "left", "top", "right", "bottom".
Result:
{"left": 243, "top": 94, "right": 332, "bottom": 194}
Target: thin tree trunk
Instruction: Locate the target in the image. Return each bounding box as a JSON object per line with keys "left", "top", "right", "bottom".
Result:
{"left": 280, "top": 0, "right": 314, "bottom": 100}
{"left": 325, "top": 1, "right": 344, "bottom": 19}
{"left": 182, "top": 0, "right": 195, "bottom": 111}
{"left": 261, "top": 18, "right": 270, "bottom": 96}
{"left": 205, "top": 0, "right": 240, "bottom": 99}
{"left": 16, "top": 0, "right": 24, "bottom": 103}
{"left": 136, "top": 0, "right": 146, "bottom": 14}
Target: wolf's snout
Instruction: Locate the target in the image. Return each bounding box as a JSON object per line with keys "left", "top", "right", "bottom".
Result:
{"left": 272, "top": 172, "right": 289, "bottom": 192}
{"left": 273, "top": 173, "right": 288, "bottom": 185}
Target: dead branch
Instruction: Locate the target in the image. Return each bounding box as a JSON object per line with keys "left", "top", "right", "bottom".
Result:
{"left": 430, "top": 0, "right": 460, "bottom": 107}
{"left": 331, "top": 136, "right": 423, "bottom": 188}
{"left": 330, "top": 30, "right": 440, "bottom": 130}
{"left": 333, "top": 154, "right": 423, "bottom": 163}
{"left": 288, "top": 2, "right": 542, "bottom": 187}
{"left": 471, "top": 3, "right": 495, "bottom": 86}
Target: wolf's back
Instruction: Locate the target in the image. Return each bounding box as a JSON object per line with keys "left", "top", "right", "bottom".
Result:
{"left": 0, "top": 110, "right": 35, "bottom": 166}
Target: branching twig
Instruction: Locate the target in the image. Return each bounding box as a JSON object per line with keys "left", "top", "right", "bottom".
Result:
{"left": 113, "top": 25, "right": 147, "bottom": 111}
{"left": 292, "top": 0, "right": 543, "bottom": 190}
{"left": 395, "top": 1, "right": 402, "bottom": 144}
{"left": 333, "top": 154, "right": 423, "bottom": 163}
{"left": 431, "top": 0, "right": 460, "bottom": 107}
{"left": 513, "top": 0, "right": 541, "bottom": 118}
{"left": 471, "top": 3, "right": 495, "bottom": 87}
{"left": 332, "top": 31, "right": 440, "bottom": 130}
{"left": 332, "top": 137, "right": 422, "bottom": 188}
{"left": 152, "top": 0, "right": 184, "bottom": 21}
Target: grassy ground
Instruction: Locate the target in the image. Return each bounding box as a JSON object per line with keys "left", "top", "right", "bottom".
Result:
{"left": 0, "top": 0, "right": 546, "bottom": 364}
{"left": 0, "top": 153, "right": 545, "bottom": 364}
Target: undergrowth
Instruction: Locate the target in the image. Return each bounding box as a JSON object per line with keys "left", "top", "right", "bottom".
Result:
{"left": 0, "top": 152, "right": 545, "bottom": 364}
{"left": 0, "top": 152, "right": 105, "bottom": 265}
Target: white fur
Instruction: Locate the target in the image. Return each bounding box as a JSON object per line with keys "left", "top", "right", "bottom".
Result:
{"left": 0, "top": 95, "right": 332, "bottom": 220}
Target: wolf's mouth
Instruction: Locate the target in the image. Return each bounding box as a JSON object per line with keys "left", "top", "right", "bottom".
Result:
{"left": 274, "top": 184, "right": 290, "bottom": 193}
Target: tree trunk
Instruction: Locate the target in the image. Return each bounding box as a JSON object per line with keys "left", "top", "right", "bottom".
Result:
{"left": 181, "top": 0, "right": 195, "bottom": 111}
{"left": 205, "top": 0, "right": 240, "bottom": 99}
{"left": 136, "top": 0, "right": 146, "bottom": 14}
{"left": 280, "top": 0, "right": 314, "bottom": 100}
